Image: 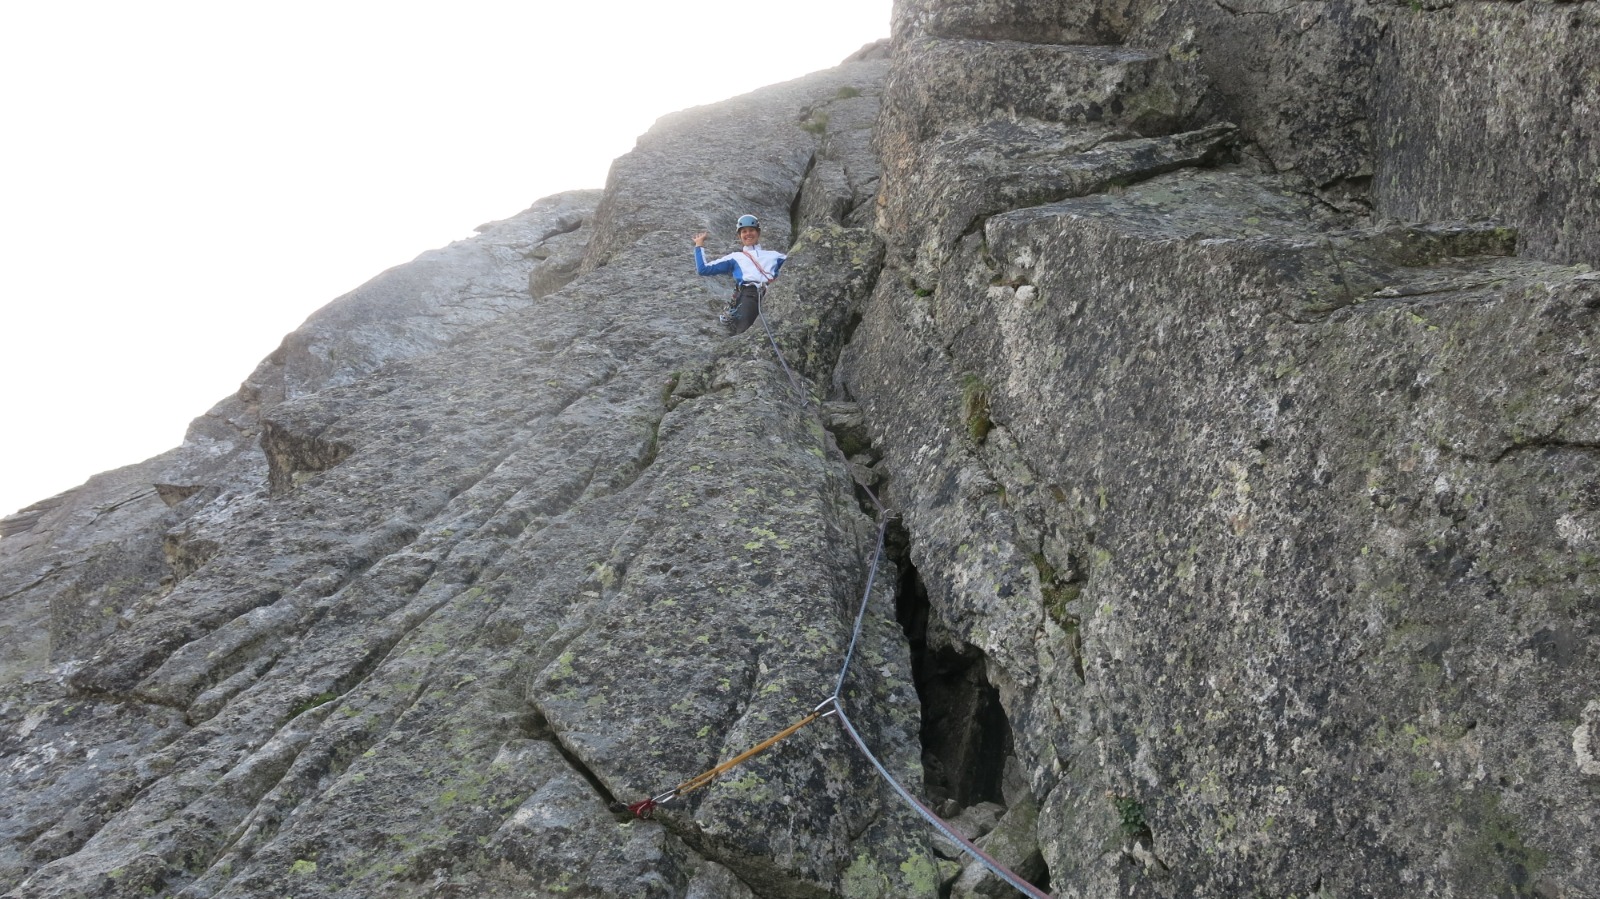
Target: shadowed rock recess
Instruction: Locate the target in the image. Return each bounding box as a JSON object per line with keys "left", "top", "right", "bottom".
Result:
{"left": 2, "top": 2, "right": 1597, "bottom": 897}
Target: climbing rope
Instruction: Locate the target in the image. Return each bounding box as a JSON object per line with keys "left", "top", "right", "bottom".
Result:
{"left": 833, "top": 515, "right": 888, "bottom": 699}
{"left": 624, "top": 271, "right": 1053, "bottom": 898}
{"left": 755, "top": 293, "right": 808, "bottom": 402}
{"left": 833, "top": 704, "right": 1054, "bottom": 899}
{"left": 755, "top": 301, "right": 888, "bottom": 512}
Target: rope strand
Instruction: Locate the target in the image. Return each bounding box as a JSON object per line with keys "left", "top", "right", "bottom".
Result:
{"left": 756, "top": 294, "right": 807, "bottom": 400}
{"left": 832, "top": 705, "right": 1053, "bottom": 899}
{"left": 832, "top": 515, "right": 888, "bottom": 699}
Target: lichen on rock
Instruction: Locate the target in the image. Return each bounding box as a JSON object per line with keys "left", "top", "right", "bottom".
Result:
{"left": 4, "top": 2, "right": 1599, "bottom": 897}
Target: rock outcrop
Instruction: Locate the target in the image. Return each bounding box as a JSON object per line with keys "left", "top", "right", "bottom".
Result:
{"left": 843, "top": 1, "right": 1599, "bottom": 896}
{"left": 5, "top": 2, "right": 1599, "bottom": 898}
{"left": 2, "top": 52, "right": 934, "bottom": 899}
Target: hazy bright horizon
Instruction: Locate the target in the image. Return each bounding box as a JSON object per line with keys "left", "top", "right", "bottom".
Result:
{"left": 0, "top": 2, "right": 893, "bottom": 521}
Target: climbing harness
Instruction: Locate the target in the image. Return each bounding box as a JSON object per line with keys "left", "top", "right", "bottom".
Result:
{"left": 724, "top": 282, "right": 766, "bottom": 333}
{"left": 626, "top": 265, "right": 1054, "bottom": 898}
{"left": 721, "top": 248, "right": 777, "bottom": 334}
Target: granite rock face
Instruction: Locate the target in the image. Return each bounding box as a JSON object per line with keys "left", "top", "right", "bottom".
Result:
{"left": 2, "top": 53, "right": 938, "bottom": 899}
{"left": 1122, "top": 0, "right": 1600, "bottom": 261}
{"left": 847, "top": 170, "right": 1599, "bottom": 896}
{"left": 0, "top": 190, "right": 605, "bottom": 691}
{"left": 5, "top": 3, "right": 1599, "bottom": 898}
{"left": 842, "top": 1, "right": 1600, "bottom": 897}
{"left": 1369, "top": 0, "right": 1600, "bottom": 264}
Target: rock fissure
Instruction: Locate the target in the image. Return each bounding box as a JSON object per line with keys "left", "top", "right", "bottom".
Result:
{"left": 1212, "top": 1, "right": 1277, "bottom": 17}
{"left": 791, "top": 151, "right": 820, "bottom": 239}
{"left": 888, "top": 526, "right": 1015, "bottom": 815}
{"left": 595, "top": 406, "right": 671, "bottom": 501}
{"left": 535, "top": 714, "right": 631, "bottom": 819}
{"left": 0, "top": 566, "right": 62, "bottom": 603}
{"left": 88, "top": 488, "right": 160, "bottom": 524}
{"left": 1489, "top": 436, "right": 1600, "bottom": 465}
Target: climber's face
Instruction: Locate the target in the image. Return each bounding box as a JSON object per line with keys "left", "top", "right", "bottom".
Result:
{"left": 739, "top": 227, "right": 760, "bottom": 246}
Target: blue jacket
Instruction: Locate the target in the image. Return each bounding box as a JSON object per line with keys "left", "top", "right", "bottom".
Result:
{"left": 695, "top": 245, "right": 786, "bottom": 285}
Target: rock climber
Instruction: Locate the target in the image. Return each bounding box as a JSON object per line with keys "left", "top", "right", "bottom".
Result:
{"left": 692, "top": 214, "right": 786, "bottom": 335}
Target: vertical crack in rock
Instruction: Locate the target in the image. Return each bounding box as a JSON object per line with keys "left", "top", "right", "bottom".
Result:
{"left": 888, "top": 523, "right": 1013, "bottom": 813}
{"left": 822, "top": 368, "right": 1053, "bottom": 896}
{"left": 790, "top": 150, "right": 819, "bottom": 237}
{"left": 878, "top": 514, "right": 1056, "bottom": 898}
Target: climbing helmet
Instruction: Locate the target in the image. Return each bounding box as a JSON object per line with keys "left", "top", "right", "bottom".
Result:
{"left": 736, "top": 214, "right": 760, "bottom": 231}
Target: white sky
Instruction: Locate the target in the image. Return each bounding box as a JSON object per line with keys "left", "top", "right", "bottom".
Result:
{"left": 0, "top": 1, "right": 893, "bottom": 518}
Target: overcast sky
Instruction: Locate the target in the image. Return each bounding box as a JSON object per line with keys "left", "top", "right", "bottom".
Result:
{"left": 0, "top": 1, "right": 893, "bottom": 518}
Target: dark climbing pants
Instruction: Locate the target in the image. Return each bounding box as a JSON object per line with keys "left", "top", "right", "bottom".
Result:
{"left": 728, "top": 284, "right": 763, "bottom": 335}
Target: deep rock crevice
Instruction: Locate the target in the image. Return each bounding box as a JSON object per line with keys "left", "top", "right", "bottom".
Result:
{"left": 891, "top": 536, "right": 1014, "bottom": 812}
